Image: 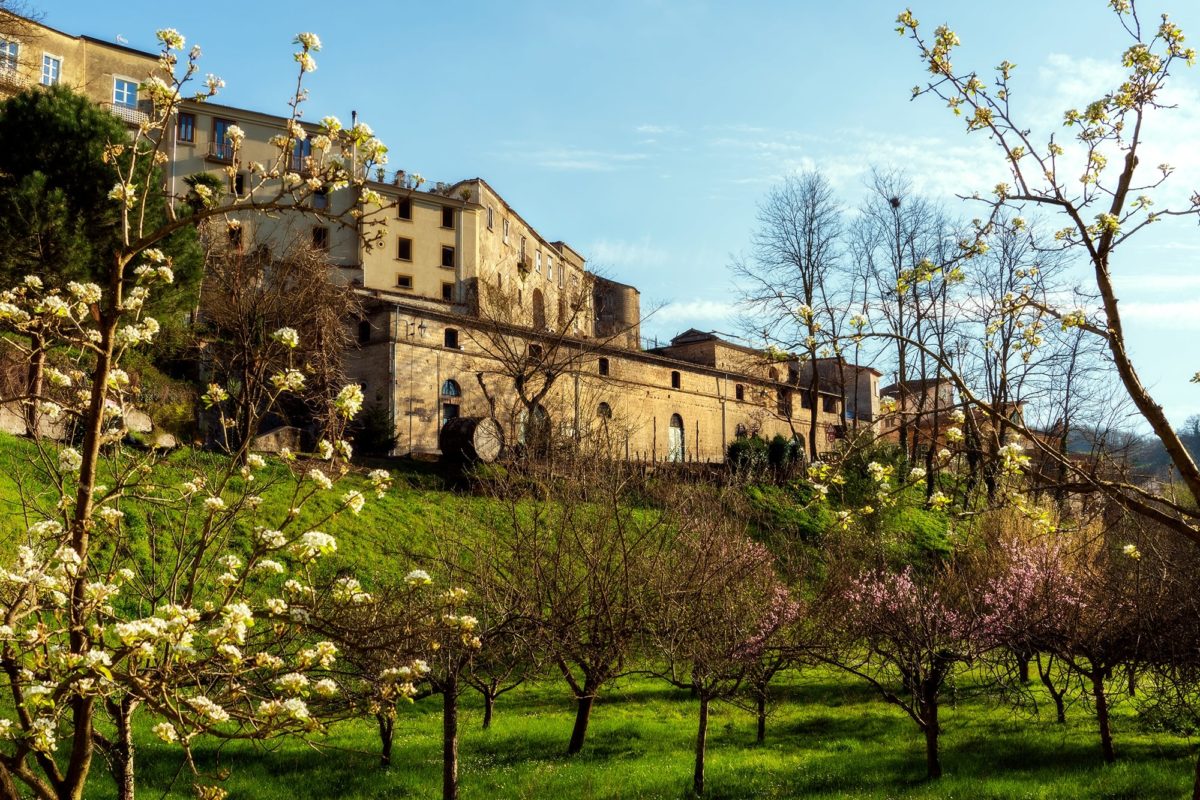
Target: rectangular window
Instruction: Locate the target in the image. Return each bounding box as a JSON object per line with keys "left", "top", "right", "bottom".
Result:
{"left": 520, "top": 236, "right": 527, "bottom": 261}
{"left": 312, "top": 226, "right": 329, "bottom": 250}
{"left": 487, "top": 206, "right": 494, "bottom": 230}
{"left": 441, "top": 246, "right": 455, "bottom": 268}
{"left": 292, "top": 139, "right": 312, "bottom": 172}
{"left": 397, "top": 237, "right": 412, "bottom": 261}
{"left": 234, "top": 173, "right": 245, "bottom": 196}
{"left": 670, "top": 371, "right": 681, "bottom": 389}
{"left": 40, "top": 54, "right": 61, "bottom": 86}
{"left": 396, "top": 274, "right": 413, "bottom": 290}
{"left": 547, "top": 257, "right": 554, "bottom": 281}
{"left": 313, "top": 189, "right": 328, "bottom": 210}
{"left": 211, "top": 118, "right": 235, "bottom": 161}
{"left": 442, "top": 282, "right": 454, "bottom": 302}
{"left": 441, "top": 206, "right": 455, "bottom": 229}
{"left": 777, "top": 388, "right": 792, "bottom": 416}
{"left": 502, "top": 218, "right": 510, "bottom": 244}
{"left": 112, "top": 77, "right": 137, "bottom": 108}
{"left": 823, "top": 395, "right": 837, "bottom": 413}
{"left": 535, "top": 252, "right": 541, "bottom": 273}
{"left": 177, "top": 112, "right": 196, "bottom": 143}
{"left": 0, "top": 40, "right": 18, "bottom": 72}
{"left": 598, "top": 358, "right": 610, "bottom": 376}
{"left": 397, "top": 198, "right": 412, "bottom": 220}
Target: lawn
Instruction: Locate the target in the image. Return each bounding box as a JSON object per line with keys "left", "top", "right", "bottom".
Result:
{"left": 102, "top": 669, "right": 1194, "bottom": 799}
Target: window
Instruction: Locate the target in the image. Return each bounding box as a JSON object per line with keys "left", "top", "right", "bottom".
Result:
{"left": 397, "top": 198, "right": 412, "bottom": 220}
{"left": 520, "top": 236, "right": 527, "bottom": 261}
{"left": 670, "top": 371, "right": 681, "bottom": 389}
{"left": 442, "top": 282, "right": 454, "bottom": 302}
{"left": 211, "top": 118, "right": 235, "bottom": 161}
{"left": 313, "top": 189, "right": 328, "bottom": 211}
{"left": 823, "top": 395, "right": 838, "bottom": 413}
{"left": 0, "top": 40, "right": 18, "bottom": 72}
{"left": 40, "top": 54, "right": 61, "bottom": 86}
{"left": 535, "top": 252, "right": 541, "bottom": 273}
{"left": 112, "top": 77, "right": 137, "bottom": 108}
{"left": 598, "top": 357, "right": 610, "bottom": 376}
{"left": 777, "top": 388, "right": 792, "bottom": 416}
{"left": 292, "top": 139, "right": 312, "bottom": 172}
{"left": 440, "top": 379, "right": 461, "bottom": 397}
{"left": 735, "top": 423, "right": 748, "bottom": 438}
{"left": 800, "top": 392, "right": 813, "bottom": 410}
{"left": 487, "top": 206, "right": 494, "bottom": 230}
{"left": 177, "top": 112, "right": 196, "bottom": 143}
{"left": 397, "top": 237, "right": 412, "bottom": 261}
{"left": 441, "top": 245, "right": 455, "bottom": 269}
{"left": 357, "top": 320, "right": 371, "bottom": 344}
{"left": 441, "top": 402, "right": 460, "bottom": 429}
{"left": 396, "top": 274, "right": 413, "bottom": 290}
{"left": 547, "top": 256, "right": 553, "bottom": 281}
{"left": 528, "top": 343, "right": 544, "bottom": 360}
{"left": 234, "top": 173, "right": 246, "bottom": 196}
{"left": 597, "top": 402, "right": 613, "bottom": 419}
{"left": 312, "top": 226, "right": 329, "bottom": 250}
{"left": 735, "top": 383, "right": 745, "bottom": 402}
{"left": 502, "top": 218, "right": 510, "bottom": 243}
{"left": 441, "top": 206, "right": 455, "bottom": 229}
{"left": 443, "top": 328, "right": 459, "bottom": 349}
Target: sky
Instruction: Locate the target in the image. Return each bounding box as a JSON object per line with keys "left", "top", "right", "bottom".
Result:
{"left": 39, "top": 0, "right": 1200, "bottom": 425}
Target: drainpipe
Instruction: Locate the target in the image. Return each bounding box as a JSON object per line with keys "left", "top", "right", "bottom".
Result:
{"left": 389, "top": 305, "right": 398, "bottom": 456}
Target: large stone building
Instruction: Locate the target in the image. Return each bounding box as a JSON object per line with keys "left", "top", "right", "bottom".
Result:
{"left": 0, "top": 13, "right": 877, "bottom": 463}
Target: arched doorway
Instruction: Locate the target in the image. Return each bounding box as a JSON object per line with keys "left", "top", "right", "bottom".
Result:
{"left": 518, "top": 403, "right": 552, "bottom": 457}
{"left": 667, "top": 413, "right": 685, "bottom": 462}
{"left": 532, "top": 288, "right": 546, "bottom": 330}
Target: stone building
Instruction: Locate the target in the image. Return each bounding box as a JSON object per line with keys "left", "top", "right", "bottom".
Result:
{"left": 0, "top": 13, "right": 875, "bottom": 463}
{"left": 0, "top": 13, "right": 158, "bottom": 117}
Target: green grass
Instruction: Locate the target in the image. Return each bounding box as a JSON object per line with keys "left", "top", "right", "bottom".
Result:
{"left": 85, "top": 668, "right": 1195, "bottom": 799}
{"left": 0, "top": 433, "right": 1194, "bottom": 797}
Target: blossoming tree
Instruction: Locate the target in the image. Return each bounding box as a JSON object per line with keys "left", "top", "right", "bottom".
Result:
{"left": 0, "top": 26, "right": 396, "bottom": 800}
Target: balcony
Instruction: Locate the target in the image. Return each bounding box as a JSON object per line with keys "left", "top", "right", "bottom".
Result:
{"left": 102, "top": 101, "right": 150, "bottom": 126}
{"left": 0, "top": 65, "right": 29, "bottom": 94}
{"left": 207, "top": 141, "right": 234, "bottom": 163}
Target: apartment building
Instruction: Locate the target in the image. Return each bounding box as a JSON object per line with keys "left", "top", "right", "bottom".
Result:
{"left": 0, "top": 14, "right": 157, "bottom": 120}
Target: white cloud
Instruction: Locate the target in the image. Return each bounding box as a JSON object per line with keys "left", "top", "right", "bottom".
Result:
{"left": 584, "top": 237, "right": 671, "bottom": 269}
{"left": 496, "top": 144, "right": 648, "bottom": 172}
{"left": 635, "top": 124, "right": 680, "bottom": 135}
{"left": 648, "top": 299, "right": 739, "bottom": 324}
{"left": 1119, "top": 299, "right": 1200, "bottom": 329}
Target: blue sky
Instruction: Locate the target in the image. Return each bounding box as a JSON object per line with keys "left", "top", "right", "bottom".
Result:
{"left": 43, "top": 1, "right": 1200, "bottom": 425}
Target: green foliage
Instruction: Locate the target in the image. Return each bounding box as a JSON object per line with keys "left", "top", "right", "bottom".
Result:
{"left": 883, "top": 505, "right": 953, "bottom": 567}
{"left": 727, "top": 435, "right": 768, "bottom": 472}
{"left": 348, "top": 403, "right": 398, "bottom": 456}
{"left": 0, "top": 86, "right": 202, "bottom": 309}
{"left": 767, "top": 434, "right": 793, "bottom": 468}
{"left": 742, "top": 482, "right": 832, "bottom": 545}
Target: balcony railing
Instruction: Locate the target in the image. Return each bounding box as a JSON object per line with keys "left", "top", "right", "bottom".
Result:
{"left": 207, "top": 141, "right": 234, "bottom": 163}
{"left": 0, "top": 65, "right": 29, "bottom": 92}
{"left": 101, "top": 101, "right": 149, "bottom": 126}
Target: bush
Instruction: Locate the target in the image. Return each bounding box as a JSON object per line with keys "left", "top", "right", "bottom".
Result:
{"left": 728, "top": 435, "right": 769, "bottom": 473}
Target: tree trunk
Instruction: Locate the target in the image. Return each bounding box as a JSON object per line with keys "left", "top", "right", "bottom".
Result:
{"left": 110, "top": 697, "right": 138, "bottom": 800}
{"left": 567, "top": 691, "right": 595, "bottom": 755}
{"left": 922, "top": 687, "right": 941, "bottom": 779}
{"left": 1015, "top": 649, "right": 1031, "bottom": 684}
{"left": 1091, "top": 669, "right": 1116, "bottom": 763}
{"left": 0, "top": 763, "right": 20, "bottom": 800}
{"left": 756, "top": 696, "right": 766, "bottom": 744}
{"left": 24, "top": 329, "right": 44, "bottom": 439}
{"left": 1037, "top": 654, "right": 1066, "bottom": 723}
{"left": 377, "top": 713, "right": 394, "bottom": 768}
{"left": 694, "top": 694, "right": 709, "bottom": 796}
{"left": 443, "top": 677, "right": 459, "bottom": 800}
{"left": 482, "top": 690, "right": 495, "bottom": 730}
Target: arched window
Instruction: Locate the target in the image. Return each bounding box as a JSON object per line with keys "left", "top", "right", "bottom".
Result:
{"left": 444, "top": 328, "right": 459, "bottom": 349}
{"left": 734, "top": 423, "right": 748, "bottom": 438}
{"left": 528, "top": 343, "right": 544, "bottom": 360}
{"left": 357, "top": 320, "right": 371, "bottom": 344}
{"left": 597, "top": 402, "right": 612, "bottom": 419}
{"left": 734, "top": 383, "right": 745, "bottom": 402}
{"left": 670, "top": 370, "right": 681, "bottom": 389}
{"left": 440, "top": 379, "right": 461, "bottom": 397}
{"left": 667, "top": 413, "right": 685, "bottom": 462}
{"left": 768, "top": 367, "right": 779, "bottom": 381}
